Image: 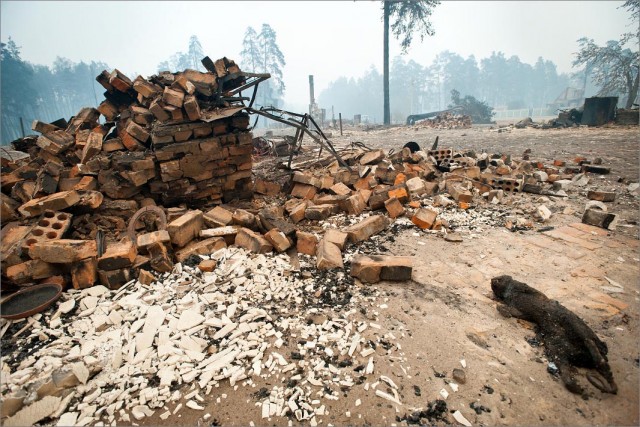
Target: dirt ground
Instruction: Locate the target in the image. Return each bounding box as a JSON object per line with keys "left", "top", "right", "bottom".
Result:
{"left": 139, "top": 125, "right": 639, "bottom": 427}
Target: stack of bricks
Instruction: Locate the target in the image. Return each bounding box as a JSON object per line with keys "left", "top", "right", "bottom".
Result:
{"left": 8, "top": 55, "right": 254, "bottom": 208}
{"left": 1, "top": 55, "right": 259, "bottom": 291}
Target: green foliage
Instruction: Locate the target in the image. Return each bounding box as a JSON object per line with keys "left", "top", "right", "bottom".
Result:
{"left": 239, "top": 24, "right": 286, "bottom": 109}
{"left": 188, "top": 36, "right": 205, "bottom": 71}
{"left": 1, "top": 36, "right": 110, "bottom": 144}
{"left": 157, "top": 35, "right": 204, "bottom": 72}
{"left": 447, "top": 89, "right": 495, "bottom": 124}
{"left": 387, "top": 0, "right": 440, "bottom": 52}
{"left": 240, "top": 27, "right": 260, "bottom": 72}
{"left": 382, "top": 0, "right": 439, "bottom": 124}
{"left": 573, "top": 1, "right": 639, "bottom": 108}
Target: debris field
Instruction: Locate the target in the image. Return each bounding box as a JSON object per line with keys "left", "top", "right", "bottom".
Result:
{"left": 0, "top": 56, "right": 639, "bottom": 427}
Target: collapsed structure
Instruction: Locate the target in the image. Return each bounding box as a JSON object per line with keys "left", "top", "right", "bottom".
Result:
{"left": 0, "top": 54, "right": 633, "bottom": 427}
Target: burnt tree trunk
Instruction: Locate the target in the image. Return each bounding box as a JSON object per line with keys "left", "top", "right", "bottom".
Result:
{"left": 625, "top": 68, "right": 639, "bottom": 109}
{"left": 383, "top": 1, "right": 391, "bottom": 125}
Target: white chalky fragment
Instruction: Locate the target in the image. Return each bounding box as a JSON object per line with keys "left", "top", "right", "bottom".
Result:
{"left": 186, "top": 400, "right": 204, "bottom": 410}
{"left": 375, "top": 389, "right": 401, "bottom": 405}
{"left": 452, "top": 410, "right": 472, "bottom": 427}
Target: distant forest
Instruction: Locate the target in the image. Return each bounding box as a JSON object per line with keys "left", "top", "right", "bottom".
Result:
{"left": 318, "top": 51, "right": 591, "bottom": 123}
{"left": 0, "top": 38, "right": 114, "bottom": 145}
{"left": 1, "top": 37, "right": 590, "bottom": 144}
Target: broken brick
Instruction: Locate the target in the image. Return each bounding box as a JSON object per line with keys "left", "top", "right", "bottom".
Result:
{"left": 264, "top": 228, "right": 291, "bottom": 253}
{"left": 71, "top": 257, "right": 97, "bottom": 289}
{"left": 316, "top": 239, "right": 343, "bottom": 270}
{"left": 235, "top": 228, "right": 273, "bottom": 253}
{"left": 175, "top": 237, "right": 226, "bottom": 262}
{"left": 147, "top": 242, "right": 173, "bottom": 273}
{"left": 305, "top": 204, "right": 339, "bottom": 221}
{"left": 324, "top": 229, "right": 348, "bottom": 251}
{"left": 254, "top": 179, "right": 281, "bottom": 196}
{"left": 98, "top": 268, "right": 131, "bottom": 290}
{"left": 232, "top": 209, "right": 257, "bottom": 229}
{"left": 97, "top": 238, "right": 137, "bottom": 271}
{"left": 587, "top": 191, "right": 616, "bottom": 202}
{"left": 343, "top": 215, "right": 388, "bottom": 243}
{"left": 167, "top": 210, "right": 203, "bottom": 247}
{"left": 6, "top": 260, "right": 60, "bottom": 284}
{"left": 296, "top": 231, "right": 318, "bottom": 256}
{"left": 138, "top": 269, "right": 155, "bottom": 285}
{"left": 203, "top": 206, "right": 233, "bottom": 228}
{"left": 351, "top": 254, "right": 414, "bottom": 284}
{"left": 411, "top": 208, "right": 438, "bottom": 230}
{"left": 198, "top": 259, "right": 217, "bottom": 272}
{"left": 29, "top": 239, "right": 97, "bottom": 263}
{"left": 18, "top": 191, "right": 80, "bottom": 218}
{"left": 330, "top": 182, "right": 352, "bottom": 196}
{"left": 290, "top": 183, "right": 317, "bottom": 200}
{"left": 384, "top": 197, "right": 405, "bottom": 218}
{"left": 137, "top": 230, "right": 171, "bottom": 250}
{"left": 359, "top": 149, "right": 385, "bottom": 165}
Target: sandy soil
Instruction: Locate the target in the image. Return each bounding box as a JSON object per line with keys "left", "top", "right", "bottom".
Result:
{"left": 140, "top": 125, "right": 639, "bottom": 427}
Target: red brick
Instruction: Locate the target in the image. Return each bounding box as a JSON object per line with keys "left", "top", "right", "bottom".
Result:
{"left": 316, "top": 239, "right": 344, "bottom": 270}
{"left": 343, "top": 215, "right": 389, "bottom": 243}
{"left": 388, "top": 186, "right": 410, "bottom": 204}
{"left": 264, "top": 228, "right": 291, "bottom": 252}
{"left": 324, "top": 229, "right": 348, "bottom": 251}
{"left": 411, "top": 208, "right": 437, "bottom": 230}
{"left": 198, "top": 259, "right": 217, "bottom": 272}
{"left": 235, "top": 228, "right": 273, "bottom": 253}
{"left": 98, "top": 238, "right": 137, "bottom": 271}
{"left": 351, "top": 254, "right": 413, "bottom": 284}
{"left": 291, "top": 183, "right": 317, "bottom": 200}
{"left": 175, "top": 237, "right": 227, "bottom": 262}
{"left": 293, "top": 231, "right": 317, "bottom": 257}
{"left": 71, "top": 257, "right": 97, "bottom": 289}
{"left": 167, "top": 210, "right": 203, "bottom": 248}
{"left": 384, "top": 197, "right": 405, "bottom": 218}
{"left": 137, "top": 230, "right": 171, "bottom": 250}
{"left": 29, "top": 239, "right": 97, "bottom": 263}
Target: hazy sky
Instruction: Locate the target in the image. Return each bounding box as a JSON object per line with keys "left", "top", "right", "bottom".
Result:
{"left": 1, "top": 1, "right": 631, "bottom": 110}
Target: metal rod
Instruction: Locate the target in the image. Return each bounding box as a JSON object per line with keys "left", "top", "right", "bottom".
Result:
{"left": 19, "top": 117, "right": 25, "bottom": 137}
{"left": 339, "top": 113, "right": 343, "bottom": 136}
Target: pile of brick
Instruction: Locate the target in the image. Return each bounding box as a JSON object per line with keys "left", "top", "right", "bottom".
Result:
{"left": 0, "top": 56, "right": 256, "bottom": 291}
{"left": 415, "top": 112, "right": 472, "bottom": 129}
{"left": 1, "top": 116, "right": 620, "bottom": 293}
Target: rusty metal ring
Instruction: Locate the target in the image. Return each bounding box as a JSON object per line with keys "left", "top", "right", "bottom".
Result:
{"left": 127, "top": 206, "right": 167, "bottom": 243}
